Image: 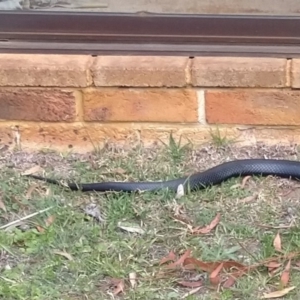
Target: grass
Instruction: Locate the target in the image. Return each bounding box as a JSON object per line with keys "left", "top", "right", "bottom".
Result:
{"left": 0, "top": 140, "right": 300, "bottom": 299}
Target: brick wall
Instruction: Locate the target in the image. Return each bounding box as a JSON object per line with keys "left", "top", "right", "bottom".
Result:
{"left": 0, "top": 54, "right": 299, "bottom": 151}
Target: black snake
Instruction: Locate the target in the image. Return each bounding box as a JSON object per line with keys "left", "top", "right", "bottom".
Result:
{"left": 26, "top": 159, "right": 300, "bottom": 192}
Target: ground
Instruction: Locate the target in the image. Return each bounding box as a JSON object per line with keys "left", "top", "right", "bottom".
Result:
{"left": 1, "top": 137, "right": 300, "bottom": 300}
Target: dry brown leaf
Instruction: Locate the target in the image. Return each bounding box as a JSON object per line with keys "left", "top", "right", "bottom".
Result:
{"left": 25, "top": 184, "right": 38, "bottom": 199}
{"left": 181, "top": 286, "right": 202, "bottom": 299}
{"left": 265, "top": 261, "right": 282, "bottom": 276}
{"left": 36, "top": 225, "right": 45, "bottom": 233}
{"left": 22, "top": 165, "right": 44, "bottom": 176}
{"left": 114, "top": 168, "right": 127, "bottom": 175}
{"left": 223, "top": 268, "right": 248, "bottom": 288}
{"left": 223, "top": 276, "right": 237, "bottom": 288}
{"left": 210, "top": 263, "right": 223, "bottom": 285}
{"left": 280, "top": 259, "right": 291, "bottom": 287}
{"left": 273, "top": 232, "right": 282, "bottom": 252}
{"left": 45, "top": 188, "right": 51, "bottom": 196}
{"left": 261, "top": 286, "right": 295, "bottom": 299}
{"left": 264, "top": 262, "right": 282, "bottom": 269}
{"left": 129, "top": 272, "right": 137, "bottom": 289}
{"left": 177, "top": 280, "right": 203, "bottom": 288}
{"left": 45, "top": 215, "right": 55, "bottom": 227}
{"left": 53, "top": 250, "right": 73, "bottom": 261}
{"left": 160, "top": 251, "right": 176, "bottom": 265}
{"left": 241, "top": 175, "right": 252, "bottom": 188}
{"left": 36, "top": 215, "right": 55, "bottom": 233}
{"left": 113, "top": 279, "right": 125, "bottom": 296}
{"left": 183, "top": 258, "right": 245, "bottom": 273}
{"left": 165, "top": 249, "right": 191, "bottom": 269}
{"left": 0, "top": 196, "right": 6, "bottom": 212}
{"left": 192, "top": 213, "right": 221, "bottom": 234}
{"left": 240, "top": 193, "right": 258, "bottom": 204}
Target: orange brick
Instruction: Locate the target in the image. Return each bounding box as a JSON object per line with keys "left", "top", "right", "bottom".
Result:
{"left": 192, "top": 57, "right": 287, "bottom": 87}
{"left": 291, "top": 59, "right": 300, "bottom": 88}
{"left": 0, "top": 88, "right": 76, "bottom": 122}
{"left": 83, "top": 88, "right": 198, "bottom": 122}
{"left": 0, "top": 54, "right": 93, "bottom": 87}
{"left": 92, "top": 56, "right": 188, "bottom": 87}
{"left": 206, "top": 90, "right": 300, "bottom": 125}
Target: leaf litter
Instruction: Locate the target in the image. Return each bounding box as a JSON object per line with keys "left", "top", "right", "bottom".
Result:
{"left": 157, "top": 231, "right": 300, "bottom": 298}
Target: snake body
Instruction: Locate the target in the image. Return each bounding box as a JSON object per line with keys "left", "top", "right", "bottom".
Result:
{"left": 27, "top": 159, "right": 300, "bottom": 193}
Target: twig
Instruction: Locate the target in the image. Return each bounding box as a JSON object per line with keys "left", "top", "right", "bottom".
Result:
{"left": 256, "top": 221, "right": 294, "bottom": 229}
{"left": 0, "top": 207, "right": 53, "bottom": 230}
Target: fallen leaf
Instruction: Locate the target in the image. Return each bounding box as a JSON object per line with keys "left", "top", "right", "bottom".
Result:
{"left": 166, "top": 249, "right": 192, "bottom": 269}
{"left": 223, "top": 269, "right": 247, "bottom": 288}
{"left": 183, "top": 258, "right": 216, "bottom": 272}
{"left": 177, "top": 280, "right": 203, "bottom": 288}
{"left": 160, "top": 251, "right": 176, "bottom": 265}
{"left": 0, "top": 196, "right": 6, "bottom": 212}
{"left": 36, "top": 225, "right": 45, "bottom": 233}
{"left": 183, "top": 258, "right": 245, "bottom": 273}
{"left": 264, "top": 262, "right": 282, "bottom": 269}
{"left": 241, "top": 176, "right": 252, "bottom": 188}
{"left": 191, "top": 213, "right": 221, "bottom": 234}
{"left": 210, "top": 263, "right": 223, "bottom": 285}
{"left": 22, "top": 165, "right": 44, "bottom": 176}
{"left": 181, "top": 287, "right": 202, "bottom": 299}
{"left": 25, "top": 184, "right": 38, "bottom": 199}
{"left": 45, "top": 215, "right": 55, "bottom": 227}
{"left": 261, "top": 286, "right": 295, "bottom": 299}
{"left": 113, "top": 279, "right": 125, "bottom": 296}
{"left": 240, "top": 193, "right": 258, "bottom": 204}
{"left": 114, "top": 168, "right": 127, "bottom": 175}
{"left": 280, "top": 259, "right": 291, "bottom": 287}
{"left": 265, "top": 261, "right": 282, "bottom": 276}
{"left": 223, "top": 276, "right": 237, "bottom": 288}
{"left": 117, "top": 222, "right": 145, "bottom": 235}
{"left": 129, "top": 272, "right": 137, "bottom": 288}
{"left": 53, "top": 250, "right": 73, "bottom": 261}
{"left": 273, "top": 232, "right": 282, "bottom": 252}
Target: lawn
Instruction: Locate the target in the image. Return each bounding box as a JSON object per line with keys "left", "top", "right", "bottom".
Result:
{"left": 1, "top": 137, "right": 300, "bottom": 300}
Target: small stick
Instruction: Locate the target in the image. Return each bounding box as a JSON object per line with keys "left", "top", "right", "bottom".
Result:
{"left": 0, "top": 207, "right": 53, "bottom": 230}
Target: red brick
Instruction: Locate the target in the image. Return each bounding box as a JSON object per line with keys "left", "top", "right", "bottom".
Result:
{"left": 92, "top": 56, "right": 189, "bottom": 87}
{"left": 0, "top": 54, "right": 93, "bottom": 87}
{"left": 206, "top": 90, "right": 300, "bottom": 125}
{"left": 83, "top": 88, "right": 197, "bottom": 122}
{"left": 0, "top": 88, "right": 76, "bottom": 122}
{"left": 192, "top": 57, "right": 287, "bottom": 87}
